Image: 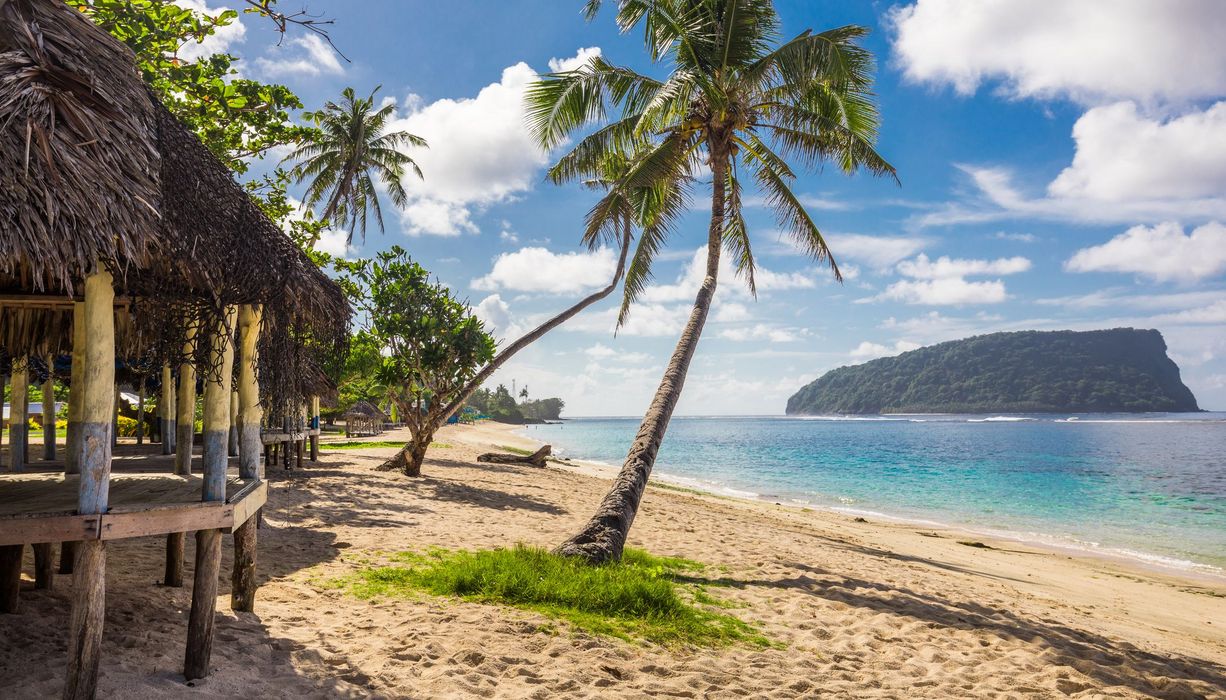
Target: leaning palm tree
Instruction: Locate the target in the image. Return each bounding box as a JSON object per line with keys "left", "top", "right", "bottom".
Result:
{"left": 375, "top": 147, "right": 683, "bottom": 473}
{"left": 527, "top": 0, "right": 896, "bottom": 563}
{"left": 283, "top": 86, "right": 426, "bottom": 243}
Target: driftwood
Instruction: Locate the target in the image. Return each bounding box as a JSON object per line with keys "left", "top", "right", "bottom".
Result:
{"left": 477, "top": 445, "right": 551, "bottom": 468}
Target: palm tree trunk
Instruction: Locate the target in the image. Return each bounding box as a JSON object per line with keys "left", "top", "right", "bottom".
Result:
{"left": 376, "top": 223, "right": 633, "bottom": 473}
{"left": 555, "top": 151, "right": 729, "bottom": 563}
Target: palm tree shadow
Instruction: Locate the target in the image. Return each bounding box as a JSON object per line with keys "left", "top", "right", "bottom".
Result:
{"left": 680, "top": 563, "right": 1226, "bottom": 698}
{"left": 407, "top": 474, "right": 567, "bottom": 515}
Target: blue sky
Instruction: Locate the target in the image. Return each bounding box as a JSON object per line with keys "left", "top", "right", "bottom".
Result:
{"left": 206, "top": 0, "right": 1226, "bottom": 414}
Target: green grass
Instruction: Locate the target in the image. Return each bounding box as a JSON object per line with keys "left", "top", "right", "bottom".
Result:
{"left": 329, "top": 545, "right": 772, "bottom": 648}
{"left": 323, "top": 440, "right": 451, "bottom": 450}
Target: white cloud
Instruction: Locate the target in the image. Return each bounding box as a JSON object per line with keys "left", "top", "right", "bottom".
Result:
{"left": 387, "top": 49, "right": 597, "bottom": 236}
{"left": 565, "top": 303, "right": 690, "bottom": 338}
{"left": 473, "top": 294, "right": 512, "bottom": 337}
{"left": 991, "top": 232, "right": 1037, "bottom": 243}
{"left": 584, "top": 343, "right": 651, "bottom": 363}
{"left": 1049, "top": 102, "right": 1226, "bottom": 202}
{"left": 889, "top": 0, "right": 1226, "bottom": 104}
{"left": 849, "top": 340, "right": 921, "bottom": 363}
{"left": 254, "top": 34, "right": 344, "bottom": 78}
{"left": 472, "top": 246, "right": 617, "bottom": 295}
{"left": 1036, "top": 288, "right": 1226, "bottom": 311}
{"left": 827, "top": 234, "right": 931, "bottom": 271}
{"left": 1065, "top": 222, "right": 1226, "bottom": 282}
{"left": 176, "top": 1, "right": 246, "bottom": 62}
{"left": 896, "top": 254, "right": 1031, "bottom": 279}
{"left": 312, "top": 229, "right": 353, "bottom": 258}
{"left": 713, "top": 302, "right": 752, "bottom": 323}
{"left": 499, "top": 229, "right": 519, "bottom": 244}
{"left": 870, "top": 278, "right": 1008, "bottom": 306}
{"left": 548, "top": 46, "right": 601, "bottom": 73}
{"left": 641, "top": 247, "right": 816, "bottom": 303}
{"left": 718, "top": 324, "right": 804, "bottom": 343}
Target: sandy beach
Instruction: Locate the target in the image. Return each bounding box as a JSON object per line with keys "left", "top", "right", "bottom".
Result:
{"left": 1, "top": 421, "right": 1224, "bottom": 699}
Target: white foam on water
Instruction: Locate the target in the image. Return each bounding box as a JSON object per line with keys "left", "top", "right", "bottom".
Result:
{"left": 967, "top": 416, "right": 1035, "bottom": 423}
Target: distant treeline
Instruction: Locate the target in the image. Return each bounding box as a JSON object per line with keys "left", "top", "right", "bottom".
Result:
{"left": 786, "top": 328, "right": 1201, "bottom": 415}
{"left": 466, "top": 385, "right": 564, "bottom": 424}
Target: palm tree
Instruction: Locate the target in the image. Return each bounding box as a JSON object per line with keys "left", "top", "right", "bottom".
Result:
{"left": 526, "top": 0, "right": 896, "bottom": 563}
{"left": 283, "top": 86, "right": 426, "bottom": 243}
{"left": 375, "top": 148, "right": 680, "bottom": 473}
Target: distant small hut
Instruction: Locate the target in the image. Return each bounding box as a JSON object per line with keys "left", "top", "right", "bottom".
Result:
{"left": 0, "top": 2, "right": 350, "bottom": 697}
{"left": 344, "top": 400, "right": 388, "bottom": 437}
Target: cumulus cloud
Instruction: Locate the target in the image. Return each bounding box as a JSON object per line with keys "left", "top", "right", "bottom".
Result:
{"left": 1065, "top": 221, "right": 1226, "bottom": 282}
{"left": 312, "top": 229, "right": 354, "bottom": 258}
{"left": 849, "top": 340, "right": 922, "bottom": 362}
{"left": 889, "top": 0, "right": 1226, "bottom": 104}
{"left": 826, "top": 234, "right": 931, "bottom": 271}
{"left": 254, "top": 34, "right": 344, "bottom": 78}
{"left": 640, "top": 247, "right": 816, "bottom": 304}
{"left": 176, "top": 0, "right": 246, "bottom": 62}
{"left": 584, "top": 343, "right": 651, "bottom": 363}
{"left": 718, "top": 324, "right": 805, "bottom": 343}
{"left": 1048, "top": 102, "right": 1226, "bottom": 202}
{"left": 713, "top": 302, "right": 752, "bottom": 323}
{"left": 565, "top": 303, "right": 690, "bottom": 338}
{"left": 870, "top": 278, "right": 1008, "bottom": 305}
{"left": 387, "top": 48, "right": 599, "bottom": 236}
{"left": 473, "top": 294, "right": 513, "bottom": 337}
{"left": 471, "top": 246, "right": 617, "bottom": 295}
{"left": 896, "top": 254, "right": 1031, "bottom": 279}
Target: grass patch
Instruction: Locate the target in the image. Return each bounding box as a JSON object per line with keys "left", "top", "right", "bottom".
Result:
{"left": 333, "top": 545, "right": 772, "bottom": 647}
{"left": 323, "top": 440, "right": 451, "bottom": 450}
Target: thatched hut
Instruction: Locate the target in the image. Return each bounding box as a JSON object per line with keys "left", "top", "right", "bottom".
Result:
{"left": 343, "top": 400, "right": 388, "bottom": 437}
{"left": 0, "top": 1, "right": 350, "bottom": 696}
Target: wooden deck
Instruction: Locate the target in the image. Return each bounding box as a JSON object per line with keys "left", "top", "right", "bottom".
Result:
{"left": 0, "top": 471, "right": 266, "bottom": 546}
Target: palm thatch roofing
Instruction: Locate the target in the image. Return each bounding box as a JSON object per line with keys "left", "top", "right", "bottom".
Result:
{"left": 0, "top": 0, "right": 349, "bottom": 408}
{"left": 343, "top": 400, "right": 388, "bottom": 421}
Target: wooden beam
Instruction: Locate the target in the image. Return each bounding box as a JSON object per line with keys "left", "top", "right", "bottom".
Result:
{"left": 102, "top": 503, "right": 232, "bottom": 541}
{"left": 0, "top": 294, "right": 131, "bottom": 310}
{"left": 42, "top": 355, "right": 56, "bottom": 461}
{"left": 237, "top": 305, "right": 263, "bottom": 480}
{"left": 229, "top": 481, "right": 267, "bottom": 529}
{"left": 0, "top": 514, "right": 98, "bottom": 547}
{"left": 65, "top": 268, "right": 114, "bottom": 700}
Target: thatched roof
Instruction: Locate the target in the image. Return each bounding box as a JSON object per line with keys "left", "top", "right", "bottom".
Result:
{"left": 343, "top": 400, "right": 387, "bottom": 420}
{"left": 0, "top": 0, "right": 350, "bottom": 407}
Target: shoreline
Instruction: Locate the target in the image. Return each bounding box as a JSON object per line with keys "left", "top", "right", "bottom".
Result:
{"left": 500, "top": 421, "right": 1226, "bottom": 586}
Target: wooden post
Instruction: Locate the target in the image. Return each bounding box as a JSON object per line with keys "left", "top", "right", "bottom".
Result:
{"left": 64, "top": 269, "right": 114, "bottom": 700}
{"left": 9, "top": 357, "right": 28, "bottom": 471}
{"left": 65, "top": 302, "right": 85, "bottom": 474}
{"left": 231, "top": 517, "right": 257, "bottom": 612}
{"left": 42, "top": 354, "right": 56, "bottom": 461}
{"left": 175, "top": 323, "right": 197, "bottom": 475}
{"left": 162, "top": 363, "right": 176, "bottom": 454}
{"left": 33, "top": 542, "right": 54, "bottom": 591}
{"left": 228, "top": 391, "right": 239, "bottom": 457}
{"left": 184, "top": 307, "right": 234, "bottom": 680}
{"left": 0, "top": 545, "right": 21, "bottom": 613}
{"left": 136, "top": 381, "right": 145, "bottom": 446}
{"left": 237, "top": 305, "right": 263, "bottom": 481}
{"left": 111, "top": 385, "right": 119, "bottom": 448}
{"left": 309, "top": 395, "right": 320, "bottom": 461}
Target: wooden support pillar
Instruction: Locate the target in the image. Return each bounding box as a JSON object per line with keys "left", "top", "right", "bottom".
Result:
{"left": 136, "top": 382, "right": 145, "bottom": 446}
{"left": 64, "top": 269, "right": 114, "bottom": 700}
{"left": 228, "top": 391, "right": 239, "bottom": 457}
{"left": 161, "top": 363, "right": 175, "bottom": 455}
{"left": 237, "top": 305, "right": 263, "bottom": 480}
{"left": 9, "top": 357, "right": 28, "bottom": 471}
{"left": 231, "top": 517, "right": 257, "bottom": 612}
{"left": 111, "top": 385, "right": 119, "bottom": 449}
{"left": 43, "top": 354, "right": 56, "bottom": 461}
{"left": 33, "top": 543, "right": 54, "bottom": 591}
{"left": 184, "top": 307, "right": 234, "bottom": 680}
{"left": 163, "top": 532, "right": 185, "bottom": 588}
{"left": 65, "top": 302, "right": 85, "bottom": 475}
{"left": 309, "top": 395, "right": 320, "bottom": 461}
{"left": 175, "top": 323, "right": 197, "bottom": 475}
{"left": 0, "top": 545, "right": 21, "bottom": 613}
{"left": 59, "top": 543, "right": 76, "bottom": 575}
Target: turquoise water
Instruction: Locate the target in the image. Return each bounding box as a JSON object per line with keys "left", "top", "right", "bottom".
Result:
{"left": 520, "top": 414, "right": 1226, "bottom": 576}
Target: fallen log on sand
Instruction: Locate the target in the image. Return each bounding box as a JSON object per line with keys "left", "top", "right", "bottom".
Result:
{"left": 477, "top": 445, "right": 551, "bottom": 468}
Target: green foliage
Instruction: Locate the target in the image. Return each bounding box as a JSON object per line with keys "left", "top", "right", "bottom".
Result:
{"left": 116, "top": 415, "right": 140, "bottom": 437}
{"left": 332, "top": 545, "right": 769, "bottom": 647}
{"left": 78, "top": 0, "right": 317, "bottom": 175}
{"left": 324, "top": 440, "right": 451, "bottom": 450}
{"left": 786, "top": 329, "right": 1201, "bottom": 415}
{"left": 465, "top": 386, "right": 565, "bottom": 423}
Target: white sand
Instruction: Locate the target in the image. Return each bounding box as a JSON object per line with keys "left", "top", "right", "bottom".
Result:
{"left": 1, "top": 422, "right": 1224, "bottom": 698}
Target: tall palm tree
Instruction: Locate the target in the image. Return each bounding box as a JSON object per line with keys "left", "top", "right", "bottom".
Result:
{"left": 527, "top": 0, "right": 896, "bottom": 563}
{"left": 284, "top": 86, "right": 426, "bottom": 243}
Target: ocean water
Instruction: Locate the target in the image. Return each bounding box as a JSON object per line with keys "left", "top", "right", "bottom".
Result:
{"left": 520, "top": 414, "right": 1226, "bottom": 577}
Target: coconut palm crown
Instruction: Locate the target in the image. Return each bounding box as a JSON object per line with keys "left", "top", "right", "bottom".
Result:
{"left": 526, "top": 0, "right": 896, "bottom": 563}
{"left": 284, "top": 85, "right": 427, "bottom": 243}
